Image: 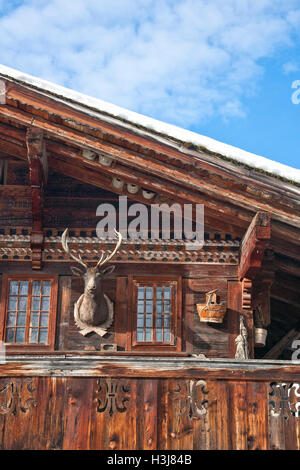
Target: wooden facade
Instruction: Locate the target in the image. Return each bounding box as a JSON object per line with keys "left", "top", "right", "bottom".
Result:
{"left": 0, "top": 68, "right": 299, "bottom": 450}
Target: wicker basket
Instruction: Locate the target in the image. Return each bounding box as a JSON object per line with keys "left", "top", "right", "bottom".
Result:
{"left": 196, "top": 290, "right": 227, "bottom": 323}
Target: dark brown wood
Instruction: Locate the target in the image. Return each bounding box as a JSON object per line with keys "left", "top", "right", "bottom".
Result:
{"left": 114, "top": 277, "right": 129, "bottom": 350}
{"left": 264, "top": 328, "right": 300, "bottom": 359}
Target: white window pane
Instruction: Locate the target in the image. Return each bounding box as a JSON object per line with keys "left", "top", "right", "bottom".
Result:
{"left": 39, "top": 329, "right": 48, "bottom": 344}
{"left": 137, "top": 287, "right": 144, "bottom": 299}
{"left": 156, "top": 328, "right": 163, "bottom": 342}
{"left": 29, "top": 328, "right": 38, "bottom": 343}
{"left": 40, "top": 313, "right": 49, "bottom": 327}
{"left": 137, "top": 315, "right": 144, "bottom": 327}
{"left": 146, "top": 301, "right": 153, "bottom": 313}
{"left": 145, "top": 329, "right": 152, "bottom": 342}
{"left": 156, "top": 287, "right": 163, "bottom": 299}
{"left": 146, "top": 287, "right": 153, "bottom": 299}
{"left": 6, "top": 328, "right": 15, "bottom": 343}
{"left": 18, "top": 296, "right": 28, "bottom": 311}
{"left": 19, "top": 281, "right": 29, "bottom": 295}
{"left": 164, "top": 287, "right": 171, "bottom": 299}
{"left": 8, "top": 296, "right": 17, "bottom": 310}
{"left": 30, "top": 312, "right": 39, "bottom": 327}
{"left": 32, "top": 281, "right": 41, "bottom": 295}
{"left": 7, "top": 312, "right": 16, "bottom": 326}
{"left": 136, "top": 328, "right": 144, "bottom": 342}
{"left": 41, "top": 297, "right": 50, "bottom": 311}
{"left": 17, "top": 312, "right": 26, "bottom": 327}
{"left": 42, "top": 281, "right": 51, "bottom": 296}
{"left": 31, "top": 297, "right": 40, "bottom": 311}
{"left": 9, "top": 281, "right": 18, "bottom": 295}
{"left": 156, "top": 315, "right": 162, "bottom": 327}
{"left": 15, "top": 328, "right": 25, "bottom": 343}
{"left": 137, "top": 301, "right": 144, "bottom": 313}
{"left": 164, "top": 329, "right": 170, "bottom": 342}
{"left": 146, "top": 315, "right": 153, "bottom": 327}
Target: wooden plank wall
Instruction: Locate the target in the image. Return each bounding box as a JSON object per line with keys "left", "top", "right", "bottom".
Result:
{"left": 54, "top": 274, "right": 234, "bottom": 355}
{"left": 0, "top": 376, "right": 299, "bottom": 450}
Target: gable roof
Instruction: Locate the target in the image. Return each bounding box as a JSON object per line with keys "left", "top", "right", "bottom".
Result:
{"left": 0, "top": 63, "right": 299, "bottom": 185}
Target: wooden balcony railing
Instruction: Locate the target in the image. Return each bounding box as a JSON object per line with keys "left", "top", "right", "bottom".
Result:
{"left": 0, "top": 356, "right": 299, "bottom": 450}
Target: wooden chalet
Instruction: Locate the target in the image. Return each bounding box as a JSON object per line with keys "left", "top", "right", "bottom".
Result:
{"left": 0, "top": 65, "right": 299, "bottom": 450}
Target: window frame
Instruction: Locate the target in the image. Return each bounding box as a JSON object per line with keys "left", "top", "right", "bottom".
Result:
{"left": 127, "top": 275, "right": 182, "bottom": 352}
{"left": 0, "top": 273, "right": 58, "bottom": 351}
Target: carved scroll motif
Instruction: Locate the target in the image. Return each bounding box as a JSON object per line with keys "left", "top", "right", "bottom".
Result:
{"left": 171, "top": 379, "right": 209, "bottom": 420}
{"left": 269, "top": 382, "right": 300, "bottom": 419}
{"left": 0, "top": 379, "right": 37, "bottom": 416}
{"left": 95, "top": 378, "right": 130, "bottom": 417}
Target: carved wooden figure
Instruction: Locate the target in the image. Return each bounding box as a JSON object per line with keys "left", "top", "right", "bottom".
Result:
{"left": 62, "top": 228, "right": 122, "bottom": 337}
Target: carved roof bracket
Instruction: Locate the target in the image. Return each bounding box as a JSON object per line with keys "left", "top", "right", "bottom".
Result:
{"left": 26, "top": 126, "right": 48, "bottom": 269}
{"left": 238, "top": 211, "right": 271, "bottom": 281}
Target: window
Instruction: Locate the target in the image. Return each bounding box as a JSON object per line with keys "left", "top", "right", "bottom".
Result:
{"left": 129, "top": 277, "right": 182, "bottom": 351}
{"left": 0, "top": 275, "right": 58, "bottom": 349}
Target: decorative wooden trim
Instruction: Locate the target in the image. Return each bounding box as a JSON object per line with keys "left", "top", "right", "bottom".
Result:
{"left": 269, "top": 382, "right": 300, "bottom": 419}
{"left": 0, "top": 378, "right": 37, "bottom": 416}
{"left": 0, "top": 228, "right": 240, "bottom": 264}
{"left": 170, "top": 379, "right": 209, "bottom": 420}
{"left": 95, "top": 378, "right": 131, "bottom": 417}
{"left": 26, "top": 127, "right": 47, "bottom": 270}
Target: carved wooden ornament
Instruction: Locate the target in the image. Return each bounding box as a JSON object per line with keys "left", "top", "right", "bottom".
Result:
{"left": 61, "top": 228, "right": 122, "bottom": 337}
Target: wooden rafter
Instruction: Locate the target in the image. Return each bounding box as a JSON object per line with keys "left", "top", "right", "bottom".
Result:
{"left": 264, "top": 326, "right": 300, "bottom": 359}
{"left": 26, "top": 126, "right": 47, "bottom": 269}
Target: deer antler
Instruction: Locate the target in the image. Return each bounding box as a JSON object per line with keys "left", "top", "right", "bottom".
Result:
{"left": 96, "top": 229, "right": 122, "bottom": 269}
{"left": 61, "top": 228, "right": 88, "bottom": 268}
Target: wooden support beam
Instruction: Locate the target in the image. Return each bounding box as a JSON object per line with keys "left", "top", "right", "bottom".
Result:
{"left": 264, "top": 326, "right": 300, "bottom": 359}
{"left": 239, "top": 212, "right": 271, "bottom": 280}
{"left": 26, "top": 127, "right": 47, "bottom": 269}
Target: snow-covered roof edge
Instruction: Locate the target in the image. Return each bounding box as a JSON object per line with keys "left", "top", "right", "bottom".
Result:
{"left": 0, "top": 64, "right": 300, "bottom": 185}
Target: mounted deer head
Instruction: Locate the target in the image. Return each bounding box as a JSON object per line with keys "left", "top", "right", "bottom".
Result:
{"left": 61, "top": 228, "right": 122, "bottom": 336}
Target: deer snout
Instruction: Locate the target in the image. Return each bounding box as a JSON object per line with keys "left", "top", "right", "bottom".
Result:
{"left": 86, "top": 278, "right": 97, "bottom": 293}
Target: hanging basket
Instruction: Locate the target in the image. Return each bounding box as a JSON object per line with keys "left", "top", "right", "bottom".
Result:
{"left": 196, "top": 290, "right": 227, "bottom": 323}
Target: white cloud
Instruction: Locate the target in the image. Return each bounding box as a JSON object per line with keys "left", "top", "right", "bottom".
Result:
{"left": 283, "top": 61, "right": 300, "bottom": 74}
{"left": 0, "top": 0, "right": 299, "bottom": 126}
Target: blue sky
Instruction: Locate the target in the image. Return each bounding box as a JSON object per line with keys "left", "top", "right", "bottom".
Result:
{"left": 0, "top": 0, "right": 300, "bottom": 169}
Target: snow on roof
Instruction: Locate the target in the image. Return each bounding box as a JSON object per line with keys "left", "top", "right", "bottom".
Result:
{"left": 0, "top": 63, "right": 300, "bottom": 185}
